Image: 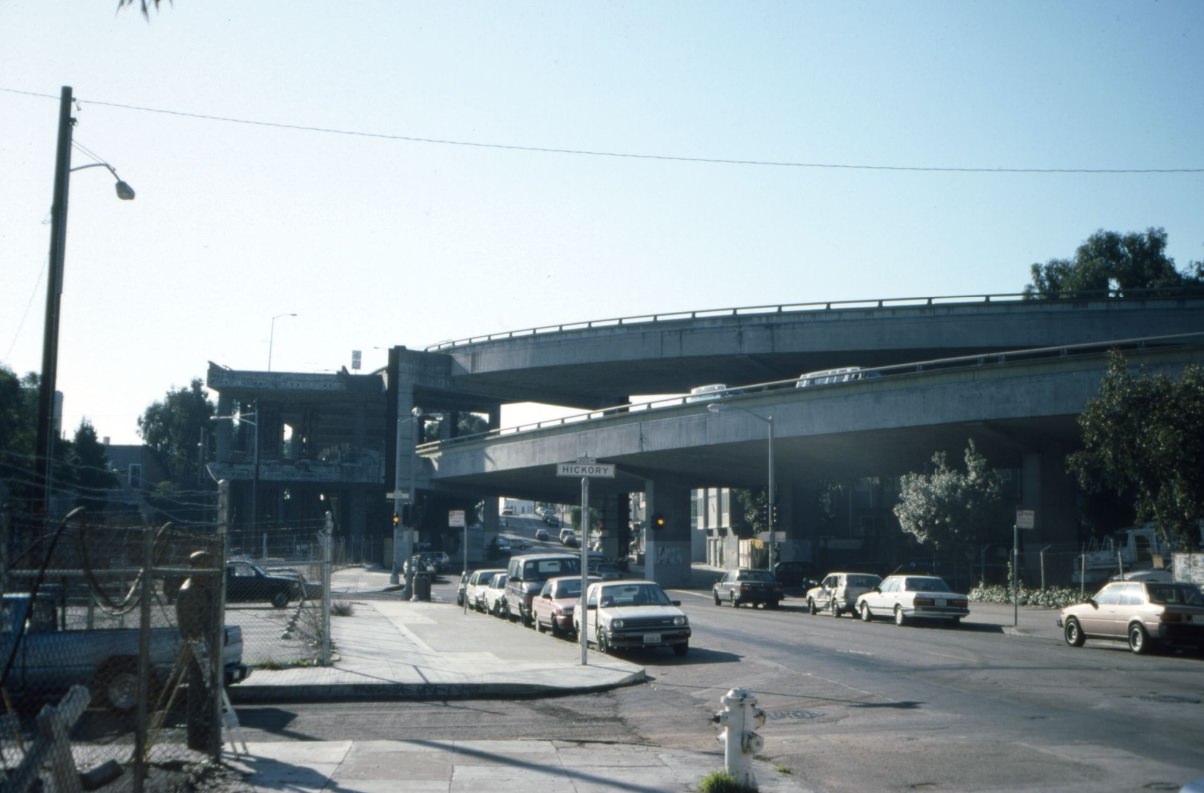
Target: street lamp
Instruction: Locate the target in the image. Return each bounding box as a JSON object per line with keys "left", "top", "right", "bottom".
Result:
{"left": 34, "top": 86, "right": 136, "bottom": 525}
{"left": 391, "top": 406, "right": 424, "bottom": 591}
{"left": 267, "top": 313, "right": 297, "bottom": 372}
{"left": 707, "top": 402, "right": 776, "bottom": 572}
{"left": 211, "top": 410, "right": 258, "bottom": 552}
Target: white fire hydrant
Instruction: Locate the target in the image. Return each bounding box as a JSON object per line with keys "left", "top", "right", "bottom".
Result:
{"left": 713, "top": 687, "right": 766, "bottom": 788}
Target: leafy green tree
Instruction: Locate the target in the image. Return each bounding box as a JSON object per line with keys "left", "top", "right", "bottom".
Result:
{"left": 137, "top": 379, "right": 214, "bottom": 487}
{"left": 1068, "top": 351, "right": 1204, "bottom": 547}
{"left": 893, "top": 440, "right": 1004, "bottom": 556}
{"left": 1024, "top": 228, "right": 1204, "bottom": 299}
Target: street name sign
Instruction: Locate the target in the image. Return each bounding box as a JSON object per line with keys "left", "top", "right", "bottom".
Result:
{"left": 557, "top": 461, "right": 615, "bottom": 478}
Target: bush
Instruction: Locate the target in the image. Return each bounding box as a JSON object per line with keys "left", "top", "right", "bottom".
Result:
{"left": 969, "top": 581, "right": 1082, "bottom": 609}
{"left": 699, "top": 770, "right": 758, "bottom": 793}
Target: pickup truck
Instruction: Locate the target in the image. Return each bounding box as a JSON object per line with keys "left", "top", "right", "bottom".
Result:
{"left": 1, "top": 592, "right": 251, "bottom": 714}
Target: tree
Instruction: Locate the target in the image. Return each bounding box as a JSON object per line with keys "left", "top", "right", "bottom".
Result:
{"left": 893, "top": 440, "right": 1004, "bottom": 557}
{"left": 1024, "top": 228, "right": 1204, "bottom": 299}
{"left": 117, "top": 0, "right": 166, "bottom": 17}
{"left": 1068, "top": 351, "right": 1204, "bottom": 548}
{"left": 70, "top": 420, "right": 118, "bottom": 517}
{"left": 138, "top": 379, "right": 214, "bottom": 486}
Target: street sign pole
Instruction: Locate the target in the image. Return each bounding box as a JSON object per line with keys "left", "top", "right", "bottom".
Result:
{"left": 556, "top": 457, "right": 615, "bottom": 667}
{"left": 579, "top": 475, "right": 590, "bottom": 666}
{"left": 1013, "top": 509, "right": 1035, "bottom": 627}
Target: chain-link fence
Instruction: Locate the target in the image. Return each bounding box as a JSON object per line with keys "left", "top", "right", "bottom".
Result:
{"left": 0, "top": 504, "right": 335, "bottom": 793}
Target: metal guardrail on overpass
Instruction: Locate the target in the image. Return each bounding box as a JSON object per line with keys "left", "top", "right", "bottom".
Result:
{"left": 423, "top": 288, "right": 1203, "bottom": 351}
{"left": 417, "top": 330, "right": 1204, "bottom": 453}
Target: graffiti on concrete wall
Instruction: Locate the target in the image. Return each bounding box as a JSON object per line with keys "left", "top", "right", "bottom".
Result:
{"left": 655, "top": 543, "right": 686, "bottom": 567}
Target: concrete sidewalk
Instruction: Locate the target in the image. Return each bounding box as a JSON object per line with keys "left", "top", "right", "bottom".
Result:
{"left": 219, "top": 565, "right": 1061, "bottom": 792}
{"left": 228, "top": 565, "right": 646, "bottom": 702}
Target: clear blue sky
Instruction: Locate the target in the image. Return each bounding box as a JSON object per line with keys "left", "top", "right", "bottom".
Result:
{"left": 3, "top": 1, "right": 1202, "bottom": 444}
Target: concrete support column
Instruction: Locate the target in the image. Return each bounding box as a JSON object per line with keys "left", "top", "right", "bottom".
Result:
{"left": 644, "top": 477, "right": 693, "bottom": 588}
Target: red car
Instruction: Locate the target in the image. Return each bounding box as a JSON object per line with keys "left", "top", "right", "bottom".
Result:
{"left": 532, "top": 575, "right": 599, "bottom": 636}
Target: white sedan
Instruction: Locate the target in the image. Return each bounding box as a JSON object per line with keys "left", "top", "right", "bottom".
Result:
{"left": 855, "top": 574, "right": 969, "bottom": 626}
{"left": 573, "top": 580, "right": 690, "bottom": 656}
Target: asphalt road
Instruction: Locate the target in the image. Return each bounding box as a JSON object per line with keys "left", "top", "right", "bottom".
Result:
{"left": 229, "top": 566, "right": 1204, "bottom": 793}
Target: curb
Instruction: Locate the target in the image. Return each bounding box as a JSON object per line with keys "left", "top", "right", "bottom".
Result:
{"left": 227, "top": 669, "right": 648, "bottom": 704}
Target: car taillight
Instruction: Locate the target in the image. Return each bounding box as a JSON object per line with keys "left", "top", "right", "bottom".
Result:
{"left": 950, "top": 599, "right": 968, "bottom": 608}
{"left": 1160, "top": 611, "right": 1182, "bottom": 623}
{"left": 914, "top": 597, "right": 935, "bottom": 606}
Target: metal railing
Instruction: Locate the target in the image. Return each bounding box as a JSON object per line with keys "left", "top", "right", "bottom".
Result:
{"left": 417, "top": 330, "right": 1204, "bottom": 453}
{"left": 423, "top": 287, "right": 1203, "bottom": 352}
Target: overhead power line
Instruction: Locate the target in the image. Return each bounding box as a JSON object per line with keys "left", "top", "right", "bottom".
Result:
{"left": 3, "top": 86, "right": 1203, "bottom": 174}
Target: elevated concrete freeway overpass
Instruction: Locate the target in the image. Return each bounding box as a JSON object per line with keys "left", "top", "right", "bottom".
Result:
{"left": 415, "top": 335, "right": 1203, "bottom": 586}
{"left": 420, "top": 335, "right": 1202, "bottom": 501}
{"left": 422, "top": 292, "right": 1204, "bottom": 409}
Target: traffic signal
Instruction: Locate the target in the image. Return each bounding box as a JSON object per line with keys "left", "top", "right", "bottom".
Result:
{"left": 392, "top": 513, "right": 400, "bottom": 527}
{"left": 650, "top": 513, "right": 667, "bottom": 531}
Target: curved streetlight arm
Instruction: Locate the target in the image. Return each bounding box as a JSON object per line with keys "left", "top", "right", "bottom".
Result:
{"left": 69, "top": 161, "right": 135, "bottom": 200}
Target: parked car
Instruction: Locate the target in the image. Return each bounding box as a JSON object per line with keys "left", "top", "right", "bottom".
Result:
{"left": 483, "top": 572, "right": 509, "bottom": 617}
{"left": 1058, "top": 580, "right": 1204, "bottom": 654}
{"left": 226, "top": 560, "right": 307, "bottom": 608}
{"left": 712, "top": 568, "right": 783, "bottom": 609}
{"left": 504, "top": 553, "right": 583, "bottom": 626}
{"left": 532, "top": 575, "right": 600, "bottom": 636}
{"left": 534, "top": 528, "right": 551, "bottom": 541}
{"left": 806, "top": 572, "right": 883, "bottom": 617}
{"left": 573, "top": 580, "right": 690, "bottom": 656}
{"left": 589, "top": 560, "right": 624, "bottom": 581}
{"left": 855, "top": 574, "right": 969, "bottom": 626}
{"left": 563, "top": 533, "right": 580, "bottom": 548}
{"left": 560, "top": 528, "right": 576, "bottom": 544}
{"left": 772, "top": 560, "right": 818, "bottom": 591}
{"left": 465, "top": 567, "right": 506, "bottom": 612}
{"left": 543, "top": 513, "right": 560, "bottom": 527}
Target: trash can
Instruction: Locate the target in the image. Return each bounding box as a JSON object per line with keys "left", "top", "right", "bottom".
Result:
{"left": 413, "top": 572, "right": 432, "bottom": 601}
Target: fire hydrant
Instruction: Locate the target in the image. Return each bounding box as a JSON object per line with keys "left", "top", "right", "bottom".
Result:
{"left": 713, "top": 687, "right": 766, "bottom": 788}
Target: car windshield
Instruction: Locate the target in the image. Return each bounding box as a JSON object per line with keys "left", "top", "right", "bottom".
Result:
{"left": 554, "top": 580, "right": 582, "bottom": 597}
{"left": 848, "top": 575, "right": 881, "bottom": 588}
{"left": 1147, "top": 584, "right": 1204, "bottom": 605}
{"left": 599, "top": 583, "right": 672, "bottom": 607}
{"left": 740, "top": 570, "right": 776, "bottom": 582}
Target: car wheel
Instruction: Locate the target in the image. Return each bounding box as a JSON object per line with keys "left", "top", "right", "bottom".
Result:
{"left": 596, "top": 626, "right": 609, "bottom": 654}
{"left": 1063, "top": 617, "right": 1085, "bottom": 647}
{"left": 767, "top": 600, "right": 779, "bottom": 610}
{"left": 673, "top": 641, "right": 688, "bottom": 657}
{"left": 808, "top": 598, "right": 817, "bottom": 615}
{"left": 1128, "top": 623, "right": 1151, "bottom": 655}
{"left": 894, "top": 606, "right": 907, "bottom": 626}
{"left": 713, "top": 591, "right": 721, "bottom": 606}
{"left": 95, "top": 659, "right": 149, "bottom": 715}
{"left": 270, "top": 591, "right": 290, "bottom": 609}
{"left": 730, "top": 592, "right": 739, "bottom": 608}
{"left": 859, "top": 602, "right": 872, "bottom": 622}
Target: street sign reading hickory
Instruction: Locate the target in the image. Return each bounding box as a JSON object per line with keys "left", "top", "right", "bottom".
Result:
{"left": 556, "top": 458, "right": 615, "bottom": 478}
